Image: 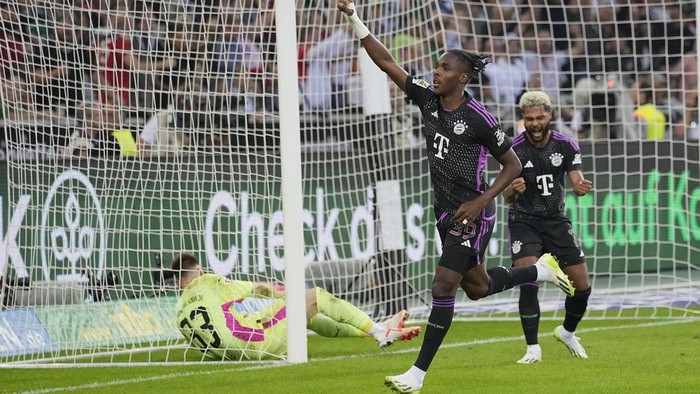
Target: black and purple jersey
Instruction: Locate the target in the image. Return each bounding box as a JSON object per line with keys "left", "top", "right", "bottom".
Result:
{"left": 509, "top": 130, "right": 582, "bottom": 218}
{"left": 405, "top": 76, "right": 512, "bottom": 215}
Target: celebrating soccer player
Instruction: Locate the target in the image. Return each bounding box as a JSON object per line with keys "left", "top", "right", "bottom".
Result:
{"left": 503, "top": 91, "right": 593, "bottom": 364}
{"left": 171, "top": 252, "right": 421, "bottom": 361}
{"left": 337, "top": 1, "right": 575, "bottom": 392}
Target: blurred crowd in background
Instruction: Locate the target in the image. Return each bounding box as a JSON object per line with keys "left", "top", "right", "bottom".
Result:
{"left": 0, "top": 0, "right": 696, "bottom": 158}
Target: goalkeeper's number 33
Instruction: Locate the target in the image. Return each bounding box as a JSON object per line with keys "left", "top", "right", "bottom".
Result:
{"left": 180, "top": 306, "right": 222, "bottom": 349}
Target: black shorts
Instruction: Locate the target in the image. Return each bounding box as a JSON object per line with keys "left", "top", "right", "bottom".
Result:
{"left": 435, "top": 209, "right": 495, "bottom": 273}
{"left": 507, "top": 211, "right": 585, "bottom": 266}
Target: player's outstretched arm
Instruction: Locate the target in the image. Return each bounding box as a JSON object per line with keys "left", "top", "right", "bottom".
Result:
{"left": 337, "top": 0, "right": 409, "bottom": 92}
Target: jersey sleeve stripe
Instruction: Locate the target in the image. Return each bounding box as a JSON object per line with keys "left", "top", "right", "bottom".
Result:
{"left": 551, "top": 131, "right": 580, "bottom": 151}
{"left": 512, "top": 133, "right": 526, "bottom": 146}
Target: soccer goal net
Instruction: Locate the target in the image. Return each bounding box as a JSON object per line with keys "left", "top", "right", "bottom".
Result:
{"left": 0, "top": 0, "right": 698, "bottom": 366}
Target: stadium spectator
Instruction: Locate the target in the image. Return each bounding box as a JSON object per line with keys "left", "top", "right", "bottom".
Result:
{"left": 137, "top": 94, "right": 196, "bottom": 156}
{"left": 669, "top": 53, "right": 698, "bottom": 140}
{"left": 616, "top": 77, "right": 641, "bottom": 140}
{"left": 0, "top": 2, "right": 27, "bottom": 81}
{"left": 614, "top": 2, "right": 653, "bottom": 77}
{"left": 164, "top": 21, "right": 208, "bottom": 93}
{"left": 482, "top": 34, "right": 527, "bottom": 135}
{"left": 601, "top": 35, "right": 637, "bottom": 79}
{"left": 61, "top": 103, "right": 132, "bottom": 158}
{"left": 22, "top": 4, "right": 95, "bottom": 148}
{"left": 159, "top": 16, "right": 240, "bottom": 148}
{"left": 298, "top": 9, "right": 328, "bottom": 80}
{"left": 0, "top": 2, "right": 31, "bottom": 122}
{"left": 680, "top": 107, "right": 699, "bottom": 142}
{"left": 253, "top": 2, "right": 279, "bottom": 112}
{"left": 560, "top": 20, "right": 601, "bottom": 96}
{"left": 132, "top": 1, "right": 168, "bottom": 56}
{"left": 212, "top": 9, "right": 265, "bottom": 113}
{"left": 132, "top": 0, "right": 170, "bottom": 112}
{"left": 519, "top": 0, "right": 569, "bottom": 52}
{"left": 451, "top": 1, "right": 477, "bottom": 50}
{"left": 29, "top": 6, "right": 92, "bottom": 118}
{"left": 523, "top": 28, "right": 568, "bottom": 116}
{"left": 170, "top": 252, "right": 421, "bottom": 361}
{"left": 5, "top": 0, "right": 53, "bottom": 50}
{"left": 0, "top": 71, "right": 33, "bottom": 123}
{"left": 337, "top": 1, "right": 575, "bottom": 392}
{"left": 93, "top": 0, "right": 174, "bottom": 117}
{"left": 503, "top": 91, "right": 593, "bottom": 364}
{"left": 630, "top": 75, "right": 667, "bottom": 140}
{"left": 389, "top": 18, "right": 432, "bottom": 83}
{"left": 297, "top": 9, "right": 330, "bottom": 109}
{"left": 365, "top": 0, "right": 400, "bottom": 41}
{"left": 560, "top": 0, "right": 605, "bottom": 84}
{"left": 301, "top": 9, "right": 356, "bottom": 111}
{"left": 649, "top": 2, "right": 695, "bottom": 73}
{"left": 435, "top": 12, "right": 461, "bottom": 51}
{"left": 571, "top": 73, "right": 624, "bottom": 139}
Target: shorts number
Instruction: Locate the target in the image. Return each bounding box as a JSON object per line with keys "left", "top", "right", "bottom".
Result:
{"left": 179, "top": 306, "right": 222, "bottom": 349}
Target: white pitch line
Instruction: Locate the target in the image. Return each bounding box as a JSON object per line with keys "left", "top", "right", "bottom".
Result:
{"left": 13, "top": 319, "right": 699, "bottom": 394}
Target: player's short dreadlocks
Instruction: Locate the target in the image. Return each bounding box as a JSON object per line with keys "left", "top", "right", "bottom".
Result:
{"left": 446, "top": 49, "right": 491, "bottom": 81}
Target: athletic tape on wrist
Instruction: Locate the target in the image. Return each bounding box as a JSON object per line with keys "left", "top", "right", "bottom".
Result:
{"left": 343, "top": 3, "right": 370, "bottom": 40}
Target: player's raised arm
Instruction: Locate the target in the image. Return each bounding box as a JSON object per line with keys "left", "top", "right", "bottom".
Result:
{"left": 337, "top": 0, "right": 409, "bottom": 92}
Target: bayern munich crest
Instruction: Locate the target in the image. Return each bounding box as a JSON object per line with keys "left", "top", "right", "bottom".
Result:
{"left": 453, "top": 121, "right": 466, "bottom": 135}
{"left": 550, "top": 153, "right": 564, "bottom": 167}
{"left": 512, "top": 240, "right": 522, "bottom": 254}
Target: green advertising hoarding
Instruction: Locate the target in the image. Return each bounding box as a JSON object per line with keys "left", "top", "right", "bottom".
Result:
{"left": 0, "top": 141, "right": 698, "bottom": 296}
{"left": 33, "top": 297, "right": 179, "bottom": 346}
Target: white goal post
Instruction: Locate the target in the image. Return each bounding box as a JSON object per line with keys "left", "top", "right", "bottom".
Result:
{"left": 0, "top": 0, "right": 698, "bottom": 367}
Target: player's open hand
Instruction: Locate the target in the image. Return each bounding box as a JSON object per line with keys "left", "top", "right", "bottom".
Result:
{"left": 510, "top": 177, "right": 526, "bottom": 195}
{"left": 573, "top": 178, "right": 592, "bottom": 196}
{"left": 337, "top": 0, "right": 355, "bottom": 16}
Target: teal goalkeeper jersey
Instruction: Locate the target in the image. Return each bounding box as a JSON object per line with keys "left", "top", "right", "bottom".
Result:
{"left": 175, "top": 273, "right": 288, "bottom": 360}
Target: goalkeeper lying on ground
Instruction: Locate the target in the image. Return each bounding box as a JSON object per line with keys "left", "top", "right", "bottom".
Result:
{"left": 170, "top": 252, "right": 421, "bottom": 361}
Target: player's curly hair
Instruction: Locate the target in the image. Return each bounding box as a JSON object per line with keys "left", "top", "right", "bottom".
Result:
{"left": 519, "top": 90, "right": 552, "bottom": 112}
{"left": 446, "top": 49, "right": 491, "bottom": 81}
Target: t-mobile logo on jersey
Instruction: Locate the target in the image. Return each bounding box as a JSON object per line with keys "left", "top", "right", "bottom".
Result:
{"left": 433, "top": 134, "right": 449, "bottom": 159}
{"left": 536, "top": 174, "right": 554, "bottom": 196}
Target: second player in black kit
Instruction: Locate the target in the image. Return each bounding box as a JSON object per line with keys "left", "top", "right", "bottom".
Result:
{"left": 504, "top": 91, "right": 593, "bottom": 365}
{"left": 337, "top": 1, "right": 576, "bottom": 392}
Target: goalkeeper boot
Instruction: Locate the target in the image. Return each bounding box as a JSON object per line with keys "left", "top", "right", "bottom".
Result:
{"left": 399, "top": 326, "right": 421, "bottom": 343}
{"left": 384, "top": 373, "right": 422, "bottom": 393}
{"left": 516, "top": 344, "right": 542, "bottom": 364}
{"left": 535, "top": 253, "right": 575, "bottom": 297}
{"left": 554, "top": 325, "right": 588, "bottom": 358}
{"left": 375, "top": 309, "right": 409, "bottom": 348}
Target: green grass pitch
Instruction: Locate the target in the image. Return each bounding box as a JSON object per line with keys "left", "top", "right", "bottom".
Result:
{"left": 2, "top": 316, "right": 699, "bottom": 393}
